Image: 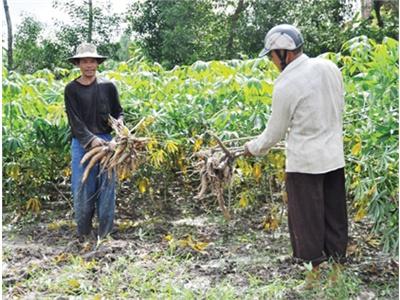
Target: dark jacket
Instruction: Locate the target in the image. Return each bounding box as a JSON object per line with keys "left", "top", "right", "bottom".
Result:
{"left": 64, "top": 77, "right": 123, "bottom": 148}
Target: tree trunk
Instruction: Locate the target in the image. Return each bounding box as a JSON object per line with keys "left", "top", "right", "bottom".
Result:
{"left": 88, "top": 0, "right": 93, "bottom": 42}
{"left": 373, "top": 0, "right": 399, "bottom": 28}
{"left": 226, "top": 0, "right": 246, "bottom": 58}
{"left": 3, "top": 0, "right": 13, "bottom": 70}
{"left": 361, "top": 0, "right": 374, "bottom": 19}
{"left": 374, "top": 0, "right": 384, "bottom": 27}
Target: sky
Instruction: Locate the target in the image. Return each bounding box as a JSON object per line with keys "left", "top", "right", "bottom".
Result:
{"left": 2, "top": 0, "right": 132, "bottom": 41}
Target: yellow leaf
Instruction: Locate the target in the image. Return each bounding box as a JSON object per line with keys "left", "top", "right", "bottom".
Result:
{"left": 118, "top": 220, "right": 137, "bottom": 231}
{"left": 253, "top": 163, "right": 262, "bottom": 182}
{"left": 62, "top": 167, "right": 71, "bottom": 177}
{"left": 165, "top": 140, "right": 179, "bottom": 154}
{"left": 121, "top": 126, "right": 130, "bottom": 137}
{"left": 48, "top": 221, "right": 61, "bottom": 231}
{"left": 351, "top": 142, "right": 362, "bottom": 156}
{"left": 355, "top": 164, "right": 361, "bottom": 173}
{"left": 177, "top": 158, "right": 188, "bottom": 175}
{"left": 344, "top": 136, "right": 351, "bottom": 142}
{"left": 8, "top": 163, "right": 20, "bottom": 180}
{"left": 193, "top": 138, "right": 203, "bottom": 152}
{"left": 193, "top": 241, "right": 209, "bottom": 252}
{"left": 177, "top": 235, "right": 209, "bottom": 253}
{"left": 67, "top": 278, "right": 80, "bottom": 289}
{"left": 276, "top": 170, "right": 285, "bottom": 182}
{"left": 209, "top": 139, "right": 218, "bottom": 147}
{"left": 365, "top": 235, "right": 380, "bottom": 248}
{"left": 26, "top": 197, "right": 41, "bottom": 213}
{"left": 239, "top": 194, "right": 248, "bottom": 208}
{"left": 368, "top": 185, "right": 377, "bottom": 196}
{"left": 137, "top": 178, "right": 149, "bottom": 193}
{"left": 237, "top": 159, "right": 252, "bottom": 177}
{"left": 274, "top": 153, "right": 285, "bottom": 169}
{"left": 150, "top": 149, "right": 166, "bottom": 167}
{"left": 263, "top": 216, "right": 279, "bottom": 232}
{"left": 146, "top": 138, "right": 158, "bottom": 151}
{"left": 354, "top": 206, "right": 367, "bottom": 222}
{"left": 165, "top": 234, "right": 173, "bottom": 242}
{"left": 178, "top": 238, "right": 189, "bottom": 248}
{"left": 350, "top": 179, "right": 360, "bottom": 189}
{"left": 118, "top": 166, "right": 129, "bottom": 181}
{"left": 54, "top": 253, "right": 70, "bottom": 264}
{"left": 138, "top": 116, "right": 156, "bottom": 132}
{"left": 270, "top": 218, "right": 279, "bottom": 230}
{"left": 282, "top": 191, "right": 288, "bottom": 204}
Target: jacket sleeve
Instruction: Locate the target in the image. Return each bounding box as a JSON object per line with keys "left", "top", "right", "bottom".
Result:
{"left": 109, "top": 82, "right": 123, "bottom": 122}
{"left": 246, "top": 88, "right": 291, "bottom": 156}
{"left": 64, "top": 85, "right": 96, "bottom": 149}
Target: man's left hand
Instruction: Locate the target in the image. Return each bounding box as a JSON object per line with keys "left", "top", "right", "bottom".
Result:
{"left": 117, "top": 118, "right": 124, "bottom": 128}
{"left": 108, "top": 139, "right": 117, "bottom": 151}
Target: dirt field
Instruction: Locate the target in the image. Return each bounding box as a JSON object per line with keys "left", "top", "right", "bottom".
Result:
{"left": 2, "top": 186, "right": 398, "bottom": 299}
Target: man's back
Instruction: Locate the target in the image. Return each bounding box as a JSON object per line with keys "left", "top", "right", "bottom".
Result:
{"left": 274, "top": 55, "right": 345, "bottom": 173}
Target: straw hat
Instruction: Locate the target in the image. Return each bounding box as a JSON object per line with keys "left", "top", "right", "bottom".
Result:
{"left": 67, "top": 43, "right": 107, "bottom": 64}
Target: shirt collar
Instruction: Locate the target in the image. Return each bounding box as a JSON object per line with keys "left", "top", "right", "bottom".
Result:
{"left": 276, "top": 54, "right": 309, "bottom": 81}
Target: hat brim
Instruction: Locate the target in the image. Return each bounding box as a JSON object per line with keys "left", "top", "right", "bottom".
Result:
{"left": 258, "top": 48, "right": 271, "bottom": 58}
{"left": 67, "top": 55, "right": 107, "bottom": 65}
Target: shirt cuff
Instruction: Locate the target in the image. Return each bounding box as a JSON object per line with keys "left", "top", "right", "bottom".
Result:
{"left": 84, "top": 136, "right": 96, "bottom": 149}
{"left": 246, "top": 139, "right": 262, "bottom": 156}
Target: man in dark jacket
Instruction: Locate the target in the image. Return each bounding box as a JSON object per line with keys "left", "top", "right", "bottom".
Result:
{"left": 64, "top": 43, "right": 123, "bottom": 241}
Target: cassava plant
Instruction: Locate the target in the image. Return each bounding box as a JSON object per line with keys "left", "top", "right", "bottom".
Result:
{"left": 2, "top": 36, "right": 398, "bottom": 253}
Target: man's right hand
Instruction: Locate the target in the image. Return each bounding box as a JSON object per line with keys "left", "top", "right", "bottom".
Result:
{"left": 243, "top": 142, "right": 254, "bottom": 157}
{"left": 91, "top": 137, "right": 105, "bottom": 148}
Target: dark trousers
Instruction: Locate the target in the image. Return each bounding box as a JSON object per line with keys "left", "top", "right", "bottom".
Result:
{"left": 285, "top": 168, "right": 348, "bottom": 266}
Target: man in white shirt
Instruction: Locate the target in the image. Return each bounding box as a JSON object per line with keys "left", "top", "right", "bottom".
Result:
{"left": 244, "top": 24, "right": 348, "bottom": 270}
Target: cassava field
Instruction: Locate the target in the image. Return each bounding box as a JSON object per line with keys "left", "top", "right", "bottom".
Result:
{"left": 2, "top": 36, "right": 399, "bottom": 299}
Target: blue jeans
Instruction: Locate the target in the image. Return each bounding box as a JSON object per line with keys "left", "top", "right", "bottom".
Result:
{"left": 71, "top": 134, "right": 116, "bottom": 239}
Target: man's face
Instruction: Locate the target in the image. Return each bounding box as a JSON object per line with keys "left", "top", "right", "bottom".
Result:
{"left": 78, "top": 57, "right": 99, "bottom": 78}
{"left": 268, "top": 51, "right": 283, "bottom": 72}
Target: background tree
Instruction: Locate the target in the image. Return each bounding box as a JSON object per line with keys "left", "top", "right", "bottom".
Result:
{"left": 125, "top": 0, "right": 352, "bottom": 67}
{"left": 126, "top": 0, "right": 226, "bottom": 68}
{"left": 3, "top": 0, "right": 13, "bottom": 70}
{"left": 53, "top": 0, "right": 122, "bottom": 61}
{"left": 12, "top": 16, "right": 65, "bottom": 73}
{"left": 347, "top": 0, "right": 398, "bottom": 44}
{"left": 88, "top": 0, "right": 93, "bottom": 42}
{"left": 6, "top": 0, "right": 398, "bottom": 73}
{"left": 126, "top": 0, "right": 398, "bottom": 68}
{"left": 225, "top": 0, "right": 246, "bottom": 57}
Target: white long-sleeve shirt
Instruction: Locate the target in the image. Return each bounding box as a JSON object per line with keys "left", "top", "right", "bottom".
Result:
{"left": 246, "top": 54, "right": 345, "bottom": 174}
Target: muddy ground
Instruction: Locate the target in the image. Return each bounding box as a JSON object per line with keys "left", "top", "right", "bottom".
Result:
{"left": 2, "top": 183, "right": 399, "bottom": 299}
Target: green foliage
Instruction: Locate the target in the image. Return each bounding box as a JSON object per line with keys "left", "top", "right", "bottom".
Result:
{"left": 53, "top": 0, "right": 122, "bottom": 60}
{"left": 12, "top": 16, "right": 66, "bottom": 73}
{"left": 9, "top": 1, "right": 124, "bottom": 73}
{"left": 126, "top": 0, "right": 226, "bottom": 69}
{"left": 235, "top": 0, "right": 354, "bottom": 57}
{"left": 325, "top": 36, "right": 399, "bottom": 252}
{"left": 2, "top": 68, "right": 71, "bottom": 206}
{"left": 9, "top": 1, "right": 398, "bottom": 74}
{"left": 345, "top": 5, "right": 399, "bottom": 42}
{"left": 2, "top": 37, "right": 398, "bottom": 252}
{"left": 126, "top": 0, "right": 398, "bottom": 68}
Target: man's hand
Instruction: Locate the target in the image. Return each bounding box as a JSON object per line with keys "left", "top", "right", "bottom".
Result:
{"left": 108, "top": 139, "right": 117, "bottom": 151}
{"left": 91, "top": 137, "right": 105, "bottom": 148}
{"left": 117, "top": 118, "right": 124, "bottom": 127}
{"left": 243, "top": 142, "right": 254, "bottom": 157}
